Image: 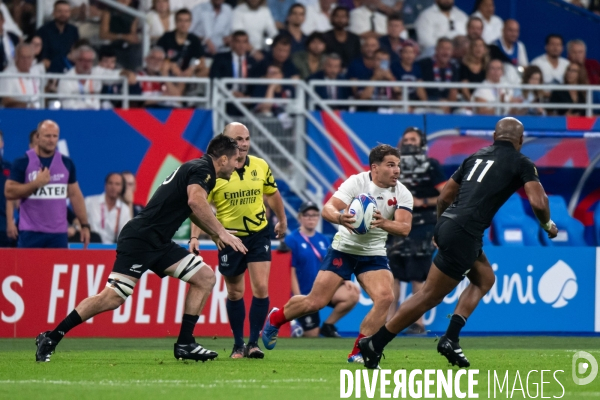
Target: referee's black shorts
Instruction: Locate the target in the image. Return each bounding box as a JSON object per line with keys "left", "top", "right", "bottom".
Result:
{"left": 433, "top": 217, "right": 483, "bottom": 281}
{"left": 218, "top": 227, "right": 272, "bottom": 277}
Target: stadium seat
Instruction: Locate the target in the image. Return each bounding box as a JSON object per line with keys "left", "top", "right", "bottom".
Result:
{"left": 539, "top": 195, "right": 586, "bottom": 246}
{"left": 492, "top": 194, "right": 541, "bottom": 246}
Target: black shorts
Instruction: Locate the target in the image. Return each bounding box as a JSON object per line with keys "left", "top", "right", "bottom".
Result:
{"left": 433, "top": 217, "right": 483, "bottom": 281}
{"left": 218, "top": 228, "right": 272, "bottom": 277}
{"left": 112, "top": 235, "right": 190, "bottom": 279}
{"left": 389, "top": 255, "right": 431, "bottom": 282}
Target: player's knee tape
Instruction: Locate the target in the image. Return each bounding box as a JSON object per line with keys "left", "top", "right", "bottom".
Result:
{"left": 106, "top": 273, "right": 137, "bottom": 300}
{"left": 174, "top": 254, "right": 206, "bottom": 282}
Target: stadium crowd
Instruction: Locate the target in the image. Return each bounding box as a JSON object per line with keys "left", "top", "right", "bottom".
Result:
{"left": 0, "top": 0, "right": 596, "bottom": 114}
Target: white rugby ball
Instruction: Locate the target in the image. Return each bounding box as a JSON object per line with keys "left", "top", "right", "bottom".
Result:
{"left": 347, "top": 193, "right": 378, "bottom": 234}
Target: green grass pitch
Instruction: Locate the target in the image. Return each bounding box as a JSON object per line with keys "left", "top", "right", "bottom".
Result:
{"left": 1, "top": 337, "right": 598, "bottom": 399}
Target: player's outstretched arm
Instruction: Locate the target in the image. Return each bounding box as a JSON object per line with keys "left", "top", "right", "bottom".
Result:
{"left": 437, "top": 178, "right": 460, "bottom": 219}
{"left": 370, "top": 208, "right": 412, "bottom": 236}
{"left": 524, "top": 181, "right": 558, "bottom": 238}
{"left": 322, "top": 196, "right": 356, "bottom": 233}
{"left": 187, "top": 184, "right": 248, "bottom": 253}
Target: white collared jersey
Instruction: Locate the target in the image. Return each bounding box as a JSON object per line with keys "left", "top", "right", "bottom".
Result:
{"left": 331, "top": 171, "right": 413, "bottom": 256}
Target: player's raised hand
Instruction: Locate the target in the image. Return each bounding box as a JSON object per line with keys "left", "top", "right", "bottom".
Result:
{"left": 217, "top": 231, "right": 248, "bottom": 253}
{"left": 546, "top": 223, "right": 558, "bottom": 239}
{"left": 370, "top": 210, "right": 387, "bottom": 229}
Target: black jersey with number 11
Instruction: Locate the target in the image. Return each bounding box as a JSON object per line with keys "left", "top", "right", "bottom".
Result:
{"left": 122, "top": 154, "right": 217, "bottom": 244}
{"left": 442, "top": 140, "right": 539, "bottom": 237}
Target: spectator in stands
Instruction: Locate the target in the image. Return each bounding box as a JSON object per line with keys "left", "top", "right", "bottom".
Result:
{"left": 5, "top": 120, "right": 90, "bottom": 249}
{"left": 147, "top": 0, "right": 175, "bottom": 42}
{"left": 418, "top": 37, "right": 458, "bottom": 112}
{"left": 268, "top": 0, "right": 296, "bottom": 29}
{"left": 157, "top": 9, "right": 207, "bottom": 77}
{"left": 459, "top": 37, "right": 488, "bottom": 100}
{"left": 292, "top": 31, "right": 326, "bottom": 79}
{"left": 85, "top": 172, "right": 132, "bottom": 244}
{"left": 347, "top": 33, "right": 379, "bottom": 82}
{"left": 0, "top": 130, "right": 14, "bottom": 247}
{"left": 378, "top": 14, "right": 414, "bottom": 62}
{"left": 471, "top": 0, "right": 502, "bottom": 44}
{"left": 252, "top": 64, "right": 293, "bottom": 116}
{"left": 0, "top": 11, "right": 19, "bottom": 71}
{"left": 285, "top": 201, "right": 360, "bottom": 338}
{"left": 513, "top": 65, "right": 546, "bottom": 116}
{"left": 232, "top": 0, "right": 278, "bottom": 52}
{"left": 415, "top": 0, "right": 468, "bottom": 54}
{"left": 1, "top": 2, "right": 22, "bottom": 38}
{"left": 567, "top": 39, "right": 600, "bottom": 85}
{"left": 353, "top": 49, "right": 402, "bottom": 111}
{"left": 349, "top": 0, "right": 387, "bottom": 37}
{"left": 531, "top": 34, "right": 570, "bottom": 84}
{"left": 280, "top": 3, "right": 307, "bottom": 54}
{"left": 251, "top": 33, "right": 299, "bottom": 78}
{"left": 57, "top": 45, "right": 136, "bottom": 110}
{"left": 488, "top": 19, "right": 528, "bottom": 68}
{"left": 549, "top": 62, "right": 588, "bottom": 116}
{"left": 323, "top": 6, "right": 361, "bottom": 68}
{"left": 191, "top": 0, "right": 233, "bottom": 56}
{"left": 308, "top": 53, "right": 350, "bottom": 103}
{"left": 471, "top": 59, "right": 517, "bottom": 115}
{"left": 136, "top": 46, "right": 184, "bottom": 107}
{"left": 452, "top": 35, "right": 469, "bottom": 61}
{"left": 121, "top": 171, "right": 144, "bottom": 217}
{"left": 37, "top": 1, "right": 79, "bottom": 72}
{"left": 27, "top": 35, "right": 45, "bottom": 74}
{"left": 47, "top": 38, "right": 91, "bottom": 76}
{"left": 0, "top": 44, "right": 42, "bottom": 109}
{"left": 302, "top": 0, "right": 334, "bottom": 35}
{"left": 465, "top": 16, "right": 483, "bottom": 41}
{"left": 100, "top": 0, "right": 140, "bottom": 70}
{"left": 396, "top": 43, "right": 426, "bottom": 102}
{"left": 401, "top": 0, "right": 434, "bottom": 27}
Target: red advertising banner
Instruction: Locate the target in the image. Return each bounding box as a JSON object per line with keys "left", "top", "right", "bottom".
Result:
{"left": 0, "top": 249, "right": 291, "bottom": 338}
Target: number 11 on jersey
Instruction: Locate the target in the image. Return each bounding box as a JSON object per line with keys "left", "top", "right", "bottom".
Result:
{"left": 466, "top": 159, "right": 494, "bottom": 182}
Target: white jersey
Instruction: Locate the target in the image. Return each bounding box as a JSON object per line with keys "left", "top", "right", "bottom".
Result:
{"left": 331, "top": 172, "right": 413, "bottom": 256}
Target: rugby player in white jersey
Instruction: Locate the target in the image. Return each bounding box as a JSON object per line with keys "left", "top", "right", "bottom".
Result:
{"left": 261, "top": 144, "right": 413, "bottom": 363}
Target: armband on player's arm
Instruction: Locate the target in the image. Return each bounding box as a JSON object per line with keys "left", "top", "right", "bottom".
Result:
{"left": 541, "top": 219, "right": 555, "bottom": 232}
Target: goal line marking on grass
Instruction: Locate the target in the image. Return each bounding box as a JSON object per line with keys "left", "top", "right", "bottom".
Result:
{"left": 0, "top": 378, "right": 328, "bottom": 388}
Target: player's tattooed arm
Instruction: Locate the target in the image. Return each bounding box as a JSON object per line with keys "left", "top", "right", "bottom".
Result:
{"left": 436, "top": 178, "right": 460, "bottom": 219}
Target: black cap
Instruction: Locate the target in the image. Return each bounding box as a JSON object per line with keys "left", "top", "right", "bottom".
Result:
{"left": 298, "top": 201, "right": 319, "bottom": 213}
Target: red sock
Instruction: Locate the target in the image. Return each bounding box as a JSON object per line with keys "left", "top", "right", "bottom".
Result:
{"left": 349, "top": 333, "right": 366, "bottom": 357}
{"left": 270, "top": 308, "right": 289, "bottom": 328}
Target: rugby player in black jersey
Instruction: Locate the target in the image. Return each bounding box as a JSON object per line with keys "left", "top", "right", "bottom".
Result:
{"left": 359, "top": 117, "right": 558, "bottom": 369}
{"left": 35, "top": 135, "right": 248, "bottom": 363}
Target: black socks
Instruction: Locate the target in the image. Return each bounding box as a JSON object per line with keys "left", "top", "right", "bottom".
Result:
{"left": 446, "top": 314, "right": 467, "bottom": 342}
{"left": 371, "top": 326, "right": 397, "bottom": 353}
{"left": 177, "top": 314, "right": 199, "bottom": 344}
{"left": 48, "top": 310, "right": 83, "bottom": 343}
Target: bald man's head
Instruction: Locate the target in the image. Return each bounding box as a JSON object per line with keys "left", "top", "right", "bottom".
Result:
{"left": 222, "top": 122, "right": 250, "bottom": 161}
{"left": 494, "top": 117, "right": 524, "bottom": 150}
{"left": 36, "top": 120, "right": 60, "bottom": 156}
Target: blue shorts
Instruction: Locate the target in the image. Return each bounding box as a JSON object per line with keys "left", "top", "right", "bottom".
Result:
{"left": 320, "top": 248, "right": 390, "bottom": 280}
{"left": 18, "top": 231, "right": 68, "bottom": 249}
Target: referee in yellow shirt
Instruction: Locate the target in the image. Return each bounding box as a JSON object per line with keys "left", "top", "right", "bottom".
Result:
{"left": 190, "top": 122, "right": 287, "bottom": 359}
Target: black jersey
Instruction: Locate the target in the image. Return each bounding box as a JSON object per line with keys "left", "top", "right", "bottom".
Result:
{"left": 122, "top": 154, "right": 216, "bottom": 244}
{"left": 442, "top": 140, "right": 539, "bottom": 237}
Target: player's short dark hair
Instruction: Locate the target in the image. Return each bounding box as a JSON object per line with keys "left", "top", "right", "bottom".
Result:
{"left": 207, "top": 134, "right": 239, "bottom": 159}
{"left": 29, "top": 129, "right": 37, "bottom": 144}
{"left": 232, "top": 30, "right": 248, "bottom": 39}
{"left": 175, "top": 8, "right": 192, "bottom": 19}
{"left": 369, "top": 144, "right": 400, "bottom": 166}
{"left": 546, "top": 33, "right": 563, "bottom": 45}
{"left": 54, "top": 0, "right": 69, "bottom": 8}
{"left": 331, "top": 5, "right": 349, "bottom": 17}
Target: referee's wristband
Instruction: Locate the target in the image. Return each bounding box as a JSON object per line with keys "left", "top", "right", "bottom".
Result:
{"left": 188, "top": 236, "right": 198, "bottom": 243}
{"left": 541, "top": 219, "right": 554, "bottom": 231}
{"left": 81, "top": 224, "right": 90, "bottom": 230}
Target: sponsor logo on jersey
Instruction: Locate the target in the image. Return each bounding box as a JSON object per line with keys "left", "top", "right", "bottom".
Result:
{"left": 223, "top": 188, "right": 261, "bottom": 199}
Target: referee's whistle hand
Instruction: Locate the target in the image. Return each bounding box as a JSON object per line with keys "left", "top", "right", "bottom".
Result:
{"left": 274, "top": 221, "right": 287, "bottom": 239}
